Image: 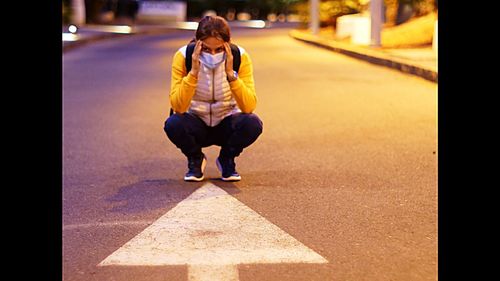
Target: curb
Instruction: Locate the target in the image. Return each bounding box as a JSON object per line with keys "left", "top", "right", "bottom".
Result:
{"left": 63, "top": 26, "right": 182, "bottom": 53}
{"left": 289, "top": 29, "right": 437, "bottom": 83}
{"left": 63, "top": 32, "right": 130, "bottom": 53}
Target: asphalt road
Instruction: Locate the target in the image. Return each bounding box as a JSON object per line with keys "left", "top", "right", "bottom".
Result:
{"left": 63, "top": 27, "right": 437, "bottom": 281}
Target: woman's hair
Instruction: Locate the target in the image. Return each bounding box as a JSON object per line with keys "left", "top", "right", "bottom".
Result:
{"left": 195, "top": 16, "right": 231, "bottom": 42}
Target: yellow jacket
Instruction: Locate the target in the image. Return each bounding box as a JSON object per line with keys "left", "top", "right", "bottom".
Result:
{"left": 169, "top": 45, "right": 257, "bottom": 126}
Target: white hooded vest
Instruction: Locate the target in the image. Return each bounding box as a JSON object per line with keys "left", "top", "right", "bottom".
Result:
{"left": 179, "top": 45, "right": 246, "bottom": 127}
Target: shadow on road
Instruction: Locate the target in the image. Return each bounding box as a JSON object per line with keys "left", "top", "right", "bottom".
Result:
{"left": 105, "top": 178, "right": 241, "bottom": 214}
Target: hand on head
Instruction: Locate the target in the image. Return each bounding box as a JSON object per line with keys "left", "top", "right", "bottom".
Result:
{"left": 189, "top": 40, "right": 203, "bottom": 77}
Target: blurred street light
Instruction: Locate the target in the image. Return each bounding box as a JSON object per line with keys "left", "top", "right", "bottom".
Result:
{"left": 62, "top": 33, "right": 79, "bottom": 42}
{"left": 89, "top": 25, "right": 133, "bottom": 34}
{"left": 68, "top": 25, "right": 78, "bottom": 34}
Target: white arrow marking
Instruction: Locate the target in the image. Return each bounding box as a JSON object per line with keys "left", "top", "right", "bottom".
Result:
{"left": 98, "top": 183, "right": 328, "bottom": 280}
{"left": 188, "top": 264, "right": 239, "bottom": 281}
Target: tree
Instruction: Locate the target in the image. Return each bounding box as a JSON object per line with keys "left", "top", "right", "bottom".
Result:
{"left": 395, "top": 0, "right": 436, "bottom": 24}
{"left": 292, "top": 0, "right": 364, "bottom": 28}
{"left": 84, "top": 0, "right": 106, "bottom": 24}
{"left": 63, "top": 0, "right": 72, "bottom": 24}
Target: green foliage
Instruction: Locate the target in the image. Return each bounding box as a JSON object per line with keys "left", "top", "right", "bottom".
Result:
{"left": 320, "top": 0, "right": 362, "bottom": 21}
{"left": 293, "top": 0, "right": 364, "bottom": 27}
{"left": 187, "top": 0, "right": 306, "bottom": 19}
{"left": 62, "top": 0, "right": 72, "bottom": 24}
{"left": 398, "top": 0, "right": 425, "bottom": 5}
{"left": 413, "top": 0, "right": 437, "bottom": 16}
{"left": 268, "top": 0, "right": 305, "bottom": 13}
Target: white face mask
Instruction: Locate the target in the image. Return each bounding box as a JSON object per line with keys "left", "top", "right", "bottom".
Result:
{"left": 199, "top": 51, "right": 226, "bottom": 69}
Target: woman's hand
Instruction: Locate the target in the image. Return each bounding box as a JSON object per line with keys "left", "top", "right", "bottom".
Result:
{"left": 189, "top": 40, "right": 202, "bottom": 77}
{"left": 224, "top": 42, "right": 237, "bottom": 81}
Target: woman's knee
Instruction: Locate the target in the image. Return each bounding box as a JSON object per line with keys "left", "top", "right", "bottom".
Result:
{"left": 164, "top": 113, "right": 187, "bottom": 134}
{"left": 239, "top": 113, "right": 263, "bottom": 136}
{"left": 164, "top": 115, "right": 176, "bottom": 133}
{"left": 165, "top": 113, "right": 207, "bottom": 137}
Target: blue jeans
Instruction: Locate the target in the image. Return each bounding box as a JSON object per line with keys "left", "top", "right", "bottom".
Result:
{"left": 164, "top": 112, "right": 263, "bottom": 158}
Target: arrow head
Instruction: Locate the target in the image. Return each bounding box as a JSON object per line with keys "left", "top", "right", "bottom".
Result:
{"left": 99, "top": 183, "right": 328, "bottom": 266}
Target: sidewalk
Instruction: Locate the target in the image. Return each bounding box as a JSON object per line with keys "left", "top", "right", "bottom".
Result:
{"left": 289, "top": 29, "right": 437, "bottom": 83}
{"left": 62, "top": 24, "right": 184, "bottom": 52}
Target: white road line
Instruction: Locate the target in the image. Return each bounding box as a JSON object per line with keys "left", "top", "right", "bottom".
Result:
{"left": 98, "top": 182, "right": 328, "bottom": 280}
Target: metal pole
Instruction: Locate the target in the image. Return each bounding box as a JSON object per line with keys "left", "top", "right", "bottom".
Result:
{"left": 71, "top": 0, "right": 86, "bottom": 25}
{"left": 370, "top": 0, "right": 383, "bottom": 47}
{"left": 310, "top": 0, "right": 319, "bottom": 35}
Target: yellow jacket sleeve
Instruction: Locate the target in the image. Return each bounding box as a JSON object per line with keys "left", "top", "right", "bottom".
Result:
{"left": 229, "top": 52, "right": 257, "bottom": 113}
{"left": 169, "top": 50, "right": 198, "bottom": 113}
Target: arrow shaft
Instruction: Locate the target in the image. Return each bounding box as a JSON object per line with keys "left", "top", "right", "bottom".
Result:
{"left": 188, "top": 264, "right": 239, "bottom": 281}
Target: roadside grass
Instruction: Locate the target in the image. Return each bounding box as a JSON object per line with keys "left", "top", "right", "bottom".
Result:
{"left": 381, "top": 11, "right": 437, "bottom": 48}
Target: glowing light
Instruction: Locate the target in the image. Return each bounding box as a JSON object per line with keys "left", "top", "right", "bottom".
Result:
{"left": 62, "top": 33, "right": 79, "bottom": 41}
{"left": 246, "top": 20, "right": 266, "bottom": 28}
{"left": 85, "top": 25, "right": 133, "bottom": 34}
{"left": 68, "top": 25, "right": 78, "bottom": 34}
{"left": 174, "top": 22, "right": 199, "bottom": 30}
{"left": 105, "top": 25, "right": 132, "bottom": 34}
{"left": 230, "top": 20, "right": 267, "bottom": 29}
